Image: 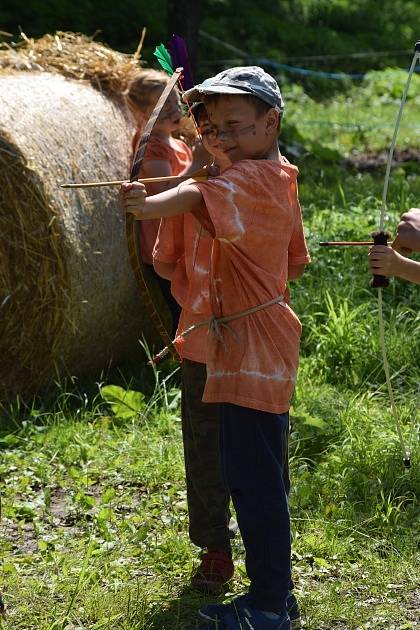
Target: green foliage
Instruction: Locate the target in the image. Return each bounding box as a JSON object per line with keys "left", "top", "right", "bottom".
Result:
{"left": 361, "top": 68, "right": 420, "bottom": 104}
{"left": 201, "top": 0, "right": 420, "bottom": 93}
{"left": 1, "top": 0, "right": 420, "bottom": 90}
{"left": 306, "top": 291, "right": 371, "bottom": 385}
{"left": 286, "top": 68, "right": 420, "bottom": 155}
{"left": 0, "top": 0, "right": 168, "bottom": 54}
{"left": 100, "top": 384, "right": 145, "bottom": 420}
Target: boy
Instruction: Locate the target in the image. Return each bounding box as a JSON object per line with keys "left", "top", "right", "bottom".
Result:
{"left": 369, "top": 207, "right": 420, "bottom": 284}
{"left": 154, "top": 101, "right": 304, "bottom": 628}
{"left": 122, "top": 66, "right": 310, "bottom": 629}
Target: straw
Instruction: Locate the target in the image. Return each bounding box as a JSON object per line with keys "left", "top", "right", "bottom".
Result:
{"left": 0, "top": 35, "right": 171, "bottom": 400}
{"left": 0, "top": 31, "right": 145, "bottom": 101}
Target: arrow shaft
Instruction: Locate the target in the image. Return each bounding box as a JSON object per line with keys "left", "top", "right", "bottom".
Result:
{"left": 319, "top": 241, "right": 374, "bottom": 246}
{"left": 61, "top": 171, "right": 207, "bottom": 189}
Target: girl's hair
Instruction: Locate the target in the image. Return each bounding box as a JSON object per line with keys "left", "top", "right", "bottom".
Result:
{"left": 125, "top": 69, "right": 169, "bottom": 112}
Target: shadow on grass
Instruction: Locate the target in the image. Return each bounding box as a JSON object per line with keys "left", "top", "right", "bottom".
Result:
{"left": 0, "top": 351, "right": 181, "bottom": 439}
{"left": 149, "top": 586, "right": 222, "bottom": 630}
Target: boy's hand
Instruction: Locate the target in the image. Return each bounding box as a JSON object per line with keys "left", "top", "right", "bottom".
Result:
{"left": 392, "top": 207, "right": 420, "bottom": 255}
{"left": 207, "top": 163, "right": 220, "bottom": 177}
{"left": 368, "top": 245, "right": 404, "bottom": 278}
{"left": 120, "top": 181, "right": 147, "bottom": 218}
{"left": 191, "top": 139, "right": 211, "bottom": 169}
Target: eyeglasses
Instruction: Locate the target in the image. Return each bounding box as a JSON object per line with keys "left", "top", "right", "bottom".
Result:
{"left": 199, "top": 123, "right": 256, "bottom": 142}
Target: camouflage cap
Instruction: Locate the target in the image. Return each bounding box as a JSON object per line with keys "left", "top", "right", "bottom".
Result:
{"left": 183, "top": 66, "right": 284, "bottom": 113}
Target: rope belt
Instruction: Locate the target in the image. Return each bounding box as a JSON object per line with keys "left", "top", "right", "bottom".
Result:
{"left": 152, "top": 294, "right": 285, "bottom": 363}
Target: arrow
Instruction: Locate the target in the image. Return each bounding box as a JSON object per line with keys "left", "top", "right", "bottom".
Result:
{"left": 61, "top": 168, "right": 208, "bottom": 189}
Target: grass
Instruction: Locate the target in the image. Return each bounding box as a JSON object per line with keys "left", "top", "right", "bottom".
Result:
{"left": 0, "top": 366, "right": 418, "bottom": 629}
{"left": 1, "top": 73, "right": 420, "bottom": 629}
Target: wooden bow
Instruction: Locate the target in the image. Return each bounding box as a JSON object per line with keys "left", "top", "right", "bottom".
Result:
{"left": 126, "top": 67, "right": 184, "bottom": 362}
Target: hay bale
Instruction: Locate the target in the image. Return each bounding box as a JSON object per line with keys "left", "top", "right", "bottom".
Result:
{"left": 0, "top": 31, "right": 142, "bottom": 99}
{"left": 0, "top": 71, "right": 169, "bottom": 400}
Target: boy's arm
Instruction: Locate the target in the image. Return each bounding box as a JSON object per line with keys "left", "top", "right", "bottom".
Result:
{"left": 392, "top": 208, "right": 420, "bottom": 254}
{"left": 121, "top": 181, "right": 205, "bottom": 220}
{"left": 288, "top": 263, "right": 306, "bottom": 280}
{"left": 368, "top": 245, "right": 420, "bottom": 284}
{"left": 141, "top": 157, "right": 208, "bottom": 193}
{"left": 288, "top": 191, "right": 311, "bottom": 272}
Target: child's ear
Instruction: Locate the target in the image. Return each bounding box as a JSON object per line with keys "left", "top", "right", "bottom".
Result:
{"left": 265, "top": 108, "right": 279, "bottom": 134}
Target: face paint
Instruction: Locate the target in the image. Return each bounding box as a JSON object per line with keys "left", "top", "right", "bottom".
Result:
{"left": 205, "top": 96, "right": 278, "bottom": 162}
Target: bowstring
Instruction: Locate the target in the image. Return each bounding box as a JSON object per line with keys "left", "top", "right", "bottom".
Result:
{"left": 408, "top": 383, "right": 420, "bottom": 456}
{"left": 174, "top": 72, "right": 203, "bottom": 145}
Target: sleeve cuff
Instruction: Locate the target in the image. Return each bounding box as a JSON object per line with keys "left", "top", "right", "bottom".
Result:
{"left": 288, "top": 255, "right": 311, "bottom": 264}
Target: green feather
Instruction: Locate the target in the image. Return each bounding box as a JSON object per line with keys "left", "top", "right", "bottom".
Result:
{"left": 153, "top": 44, "right": 174, "bottom": 76}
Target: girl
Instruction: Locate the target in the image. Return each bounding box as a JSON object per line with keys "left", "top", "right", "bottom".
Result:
{"left": 125, "top": 69, "right": 202, "bottom": 334}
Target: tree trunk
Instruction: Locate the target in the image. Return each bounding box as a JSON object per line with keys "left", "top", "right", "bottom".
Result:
{"left": 168, "top": 0, "right": 202, "bottom": 79}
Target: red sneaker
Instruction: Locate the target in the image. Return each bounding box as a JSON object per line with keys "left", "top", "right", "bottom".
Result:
{"left": 191, "top": 549, "right": 234, "bottom": 593}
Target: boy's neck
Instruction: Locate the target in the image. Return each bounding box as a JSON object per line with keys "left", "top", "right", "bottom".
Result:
{"left": 265, "top": 141, "right": 281, "bottom": 161}
{"left": 248, "top": 140, "right": 281, "bottom": 162}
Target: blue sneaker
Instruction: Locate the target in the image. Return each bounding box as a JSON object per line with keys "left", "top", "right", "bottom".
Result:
{"left": 199, "top": 592, "right": 301, "bottom": 629}
{"left": 199, "top": 594, "right": 252, "bottom": 621}
{"left": 197, "top": 595, "right": 290, "bottom": 629}
{"left": 285, "top": 592, "right": 301, "bottom": 630}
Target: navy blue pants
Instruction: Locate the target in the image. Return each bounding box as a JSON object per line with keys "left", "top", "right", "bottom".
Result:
{"left": 219, "top": 403, "right": 291, "bottom": 614}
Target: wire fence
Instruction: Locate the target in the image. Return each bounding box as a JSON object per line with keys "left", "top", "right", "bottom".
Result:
{"left": 199, "top": 30, "right": 420, "bottom": 81}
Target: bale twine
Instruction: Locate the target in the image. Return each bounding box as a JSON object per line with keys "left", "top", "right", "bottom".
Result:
{"left": 0, "top": 71, "right": 170, "bottom": 400}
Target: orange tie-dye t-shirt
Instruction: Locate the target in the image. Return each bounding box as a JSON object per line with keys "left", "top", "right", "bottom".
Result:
{"left": 190, "top": 158, "right": 310, "bottom": 414}
{"left": 131, "top": 133, "right": 192, "bottom": 264}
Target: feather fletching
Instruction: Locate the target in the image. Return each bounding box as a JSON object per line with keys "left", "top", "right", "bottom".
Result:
{"left": 153, "top": 44, "right": 174, "bottom": 77}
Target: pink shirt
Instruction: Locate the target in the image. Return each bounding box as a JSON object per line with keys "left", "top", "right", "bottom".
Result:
{"left": 154, "top": 212, "right": 213, "bottom": 362}
{"left": 131, "top": 133, "right": 192, "bottom": 264}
